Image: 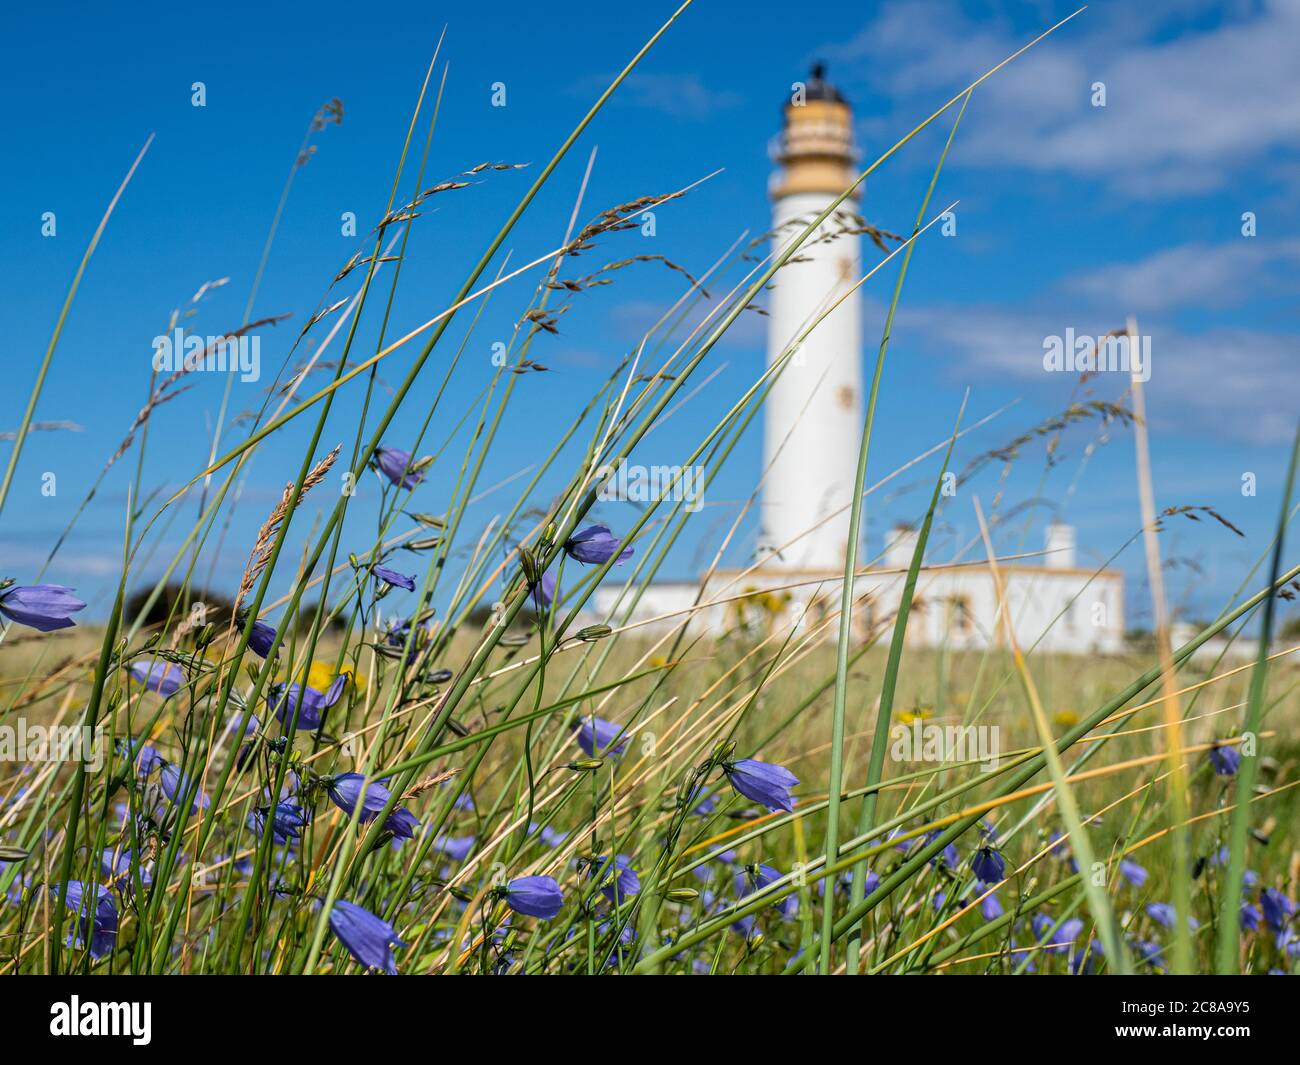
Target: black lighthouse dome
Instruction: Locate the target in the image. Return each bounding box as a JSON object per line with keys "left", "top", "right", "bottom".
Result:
{"left": 801, "top": 61, "right": 847, "bottom": 104}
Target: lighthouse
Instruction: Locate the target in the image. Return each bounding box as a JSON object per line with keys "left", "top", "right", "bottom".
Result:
{"left": 758, "top": 63, "right": 864, "bottom": 573}
{"left": 593, "top": 66, "right": 1125, "bottom": 656}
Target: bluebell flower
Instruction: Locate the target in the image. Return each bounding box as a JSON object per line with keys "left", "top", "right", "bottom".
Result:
{"left": 730, "top": 912, "right": 757, "bottom": 939}
{"left": 924, "top": 831, "right": 959, "bottom": 871}
{"left": 1119, "top": 858, "right": 1148, "bottom": 887}
{"left": 252, "top": 802, "right": 311, "bottom": 843}
{"left": 724, "top": 758, "right": 799, "bottom": 813}
{"left": 815, "top": 871, "right": 860, "bottom": 899}
{"left": 574, "top": 715, "right": 626, "bottom": 758}
{"left": 979, "top": 891, "right": 1003, "bottom": 921}
{"left": 1032, "top": 914, "right": 1083, "bottom": 953}
{"left": 1071, "top": 939, "right": 1101, "bottom": 975}
{"left": 1029, "top": 915, "right": 1060, "bottom": 951}
{"left": 737, "top": 864, "right": 796, "bottom": 920}
{"left": 1146, "top": 901, "right": 1198, "bottom": 930}
{"left": 128, "top": 657, "right": 185, "bottom": 698}
{"left": 373, "top": 445, "right": 423, "bottom": 490}
{"left": 1147, "top": 901, "right": 1176, "bottom": 928}
{"left": 503, "top": 875, "right": 564, "bottom": 919}
{"left": 268, "top": 673, "right": 348, "bottom": 731}
{"left": 383, "top": 615, "right": 433, "bottom": 647}
{"left": 695, "top": 850, "right": 737, "bottom": 883}
{"left": 1276, "top": 928, "right": 1300, "bottom": 959}
{"left": 328, "top": 899, "right": 406, "bottom": 974}
{"left": 1209, "top": 743, "right": 1241, "bottom": 776}
{"left": 1055, "top": 917, "right": 1085, "bottom": 947}
{"left": 0, "top": 583, "right": 86, "bottom": 632}
{"left": 160, "top": 763, "right": 209, "bottom": 814}
{"left": 531, "top": 570, "right": 557, "bottom": 614}
{"left": 1260, "top": 887, "right": 1295, "bottom": 932}
{"left": 101, "top": 848, "right": 151, "bottom": 889}
{"left": 432, "top": 834, "right": 476, "bottom": 862}
{"left": 536, "top": 825, "right": 568, "bottom": 848}
{"left": 372, "top": 565, "right": 415, "bottom": 591}
{"left": 589, "top": 855, "right": 640, "bottom": 905}
{"left": 564, "top": 524, "right": 632, "bottom": 566}
{"left": 970, "top": 846, "right": 1005, "bottom": 883}
{"left": 888, "top": 828, "right": 918, "bottom": 855}
{"left": 382, "top": 618, "right": 406, "bottom": 647}
{"left": 596, "top": 920, "right": 637, "bottom": 967}
{"left": 233, "top": 711, "right": 260, "bottom": 737}
{"left": 3, "top": 869, "right": 27, "bottom": 908}
{"left": 325, "top": 773, "right": 419, "bottom": 840}
{"left": 691, "top": 792, "right": 718, "bottom": 816}
{"left": 1132, "top": 938, "right": 1165, "bottom": 970}
{"left": 134, "top": 743, "right": 162, "bottom": 778}
{"left": 56, "top": 881, "right": 117, "bottom": 959}
{"left": 1212, "top": 849, "right": 1259, "bottom": 885}
{"left": 1241, "top": 903, "right": 1262, "bottom": 932}
{"left": 246, "top": 620, "right": 278, "bottom": 659}
{"left": 386, "top": 808, "right": 420, "bottom": 841}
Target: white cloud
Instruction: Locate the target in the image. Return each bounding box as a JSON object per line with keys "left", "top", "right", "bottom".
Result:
{"left": 1064, "top": 238, "right": 1300, "bottom": 312}
{"left": 802, "top": 5, "right": 1300, "bottom": 453}
{"left": 892, "top": 300, "right": 1300, "bottom": 445}
{"left": 822, "top": 0, "right": 1300, "bottom": 196}
{"left": 0, "top": 543, "right": 121, "bottom": 578}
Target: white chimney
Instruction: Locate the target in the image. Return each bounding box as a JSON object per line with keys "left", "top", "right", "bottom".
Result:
{"left": 886, "top": 524, "right": 919, "bottom": 569}
{"left": 1045, "top": 522, "right": 1076, "bottom": 569}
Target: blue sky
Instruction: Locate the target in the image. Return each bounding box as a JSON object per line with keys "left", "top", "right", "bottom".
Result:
{"left": 3, "top": 0, "right": 1297, "bottom": 629}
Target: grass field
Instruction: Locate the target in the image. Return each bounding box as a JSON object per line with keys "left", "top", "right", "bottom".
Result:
{"left": 2, "top": 4, "right": 1297, "bottom": 977}
{"left": 3, "top": 620, "right": 1298, "bottom": 974}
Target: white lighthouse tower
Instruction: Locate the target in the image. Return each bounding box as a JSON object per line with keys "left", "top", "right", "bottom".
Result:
{"left": 595, "top": 66, "right": 1123, "bottom": 652}
{"left": 758, "top": 63, "right": 864, "bottom": 572}
{"left": 593, "top": 66, "right": 1125, "bottom": 654}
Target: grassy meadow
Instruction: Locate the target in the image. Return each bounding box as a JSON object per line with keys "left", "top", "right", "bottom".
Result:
{"left": 2, "top": 5, "right": 1298, "bottom": 977}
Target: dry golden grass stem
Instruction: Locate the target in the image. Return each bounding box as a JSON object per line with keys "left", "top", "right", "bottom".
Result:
{"left": 401, "top": 768, "right": 461, "bottom": 802}
{"left": 234, "top": 444, "right": 341, "bottom": 612}
{"left": 1128, "top": 312, "right": 1194, "bottom": 972}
